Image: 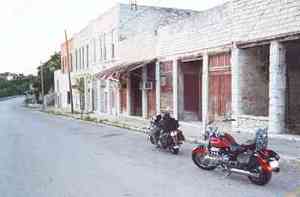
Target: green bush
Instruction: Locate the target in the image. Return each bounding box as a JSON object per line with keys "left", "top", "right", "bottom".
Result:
{"left": 0, "top": 78, "right": 32, "bottom": 98}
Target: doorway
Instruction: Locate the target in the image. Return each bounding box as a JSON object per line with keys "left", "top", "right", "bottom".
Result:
{"left": 179, "top": 60, "right": 202, "bottom": 121}
{"left": 130, "top": 68, "right": 142, "bottom": 116}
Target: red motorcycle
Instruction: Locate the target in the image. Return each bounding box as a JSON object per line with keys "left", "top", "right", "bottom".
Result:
{"left": 192, "top": 120, "right": 280, "bottom": 185}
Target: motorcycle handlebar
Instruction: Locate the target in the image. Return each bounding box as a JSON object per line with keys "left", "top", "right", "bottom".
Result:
{"left": 206, "top": 118, "right": 236, "bottom": 126}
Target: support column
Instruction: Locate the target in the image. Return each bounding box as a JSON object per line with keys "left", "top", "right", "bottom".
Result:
{"left": 155, "top": 61, "right": 161, "bottom": 114}
{"left": 269, "top": 41, "right": 287, "bottom": 134}
{"left": 116, "top": 85, "right": 121, "bottom": 117}
{"left": 142, "top": 66, "right": 148, "bottom": 119}
{"left": 88, "top": 78, "right": 93, "bottom": 112}
{"left": 202, "top": 53, "right": 209, "bottom": 133}
{"left": 96, "top": 79, "right": 101, "bottom": 114}
{"left": 231, "top": 44, "right": 243, "bottom": 119}
{"left": 173, "top": 58, "right": 179, "bottom": 120}
{"left": 106, "top": 80, "right": 112, "bottom": 115}
{"left": 126, "top": 74, "right": 131, "bottom": 116}
{"left": 84, "top": 77, "right": 89, "bottom": 112}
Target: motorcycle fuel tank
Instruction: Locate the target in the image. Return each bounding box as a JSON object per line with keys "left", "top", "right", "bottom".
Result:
{"left": 210, "top": 133, "right": 236, "bottom": 149}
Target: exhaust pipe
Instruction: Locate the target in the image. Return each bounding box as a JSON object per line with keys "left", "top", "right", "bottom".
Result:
{"left": 230, "top": 168, "right": 259, "bottom": 178}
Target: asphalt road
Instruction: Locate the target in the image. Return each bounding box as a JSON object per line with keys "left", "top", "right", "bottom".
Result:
{"left": 1, "top": 98, "right": 300, "bottom": 197}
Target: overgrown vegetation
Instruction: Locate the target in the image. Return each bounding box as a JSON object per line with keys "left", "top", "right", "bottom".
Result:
{"left": 0, "top": 76, "right": 35, "bottom": 98}
{"left": 33, "top": 52, "right": 61, "bottom": 99}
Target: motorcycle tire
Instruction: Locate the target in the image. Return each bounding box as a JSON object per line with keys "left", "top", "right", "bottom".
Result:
{"left": 149, "top": 136, "right": 156, "bottom": 145}
{"left": 248, "top": 171, "right": 272, "bottom": 186}
{"left": 248, "top": 160, "right": 272, "bottom": 185}
{"left": 170, "top": 147, "right": 179, "bottom": 155}
{"left": 192, "top": 152, "right": 217, "bottom": 170}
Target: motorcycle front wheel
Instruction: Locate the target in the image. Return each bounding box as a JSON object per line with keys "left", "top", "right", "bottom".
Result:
{"left": 192, "top": 151, "right": 217, "bottom": 170}
{"left": 149, "top": 135, "right": 156, "bottom": 145}
{"left": 170, "top": 146, "right": 179, "bottom": 155}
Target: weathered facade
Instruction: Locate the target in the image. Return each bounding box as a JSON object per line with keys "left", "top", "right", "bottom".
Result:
{"left": 156, "top": 0, "right": 300, "bottom": 134}
{"left": 56, "top": 3, "right": 198, "bottom": 118}
{"left": 55, "top": 0, "right": 300, "bottom": 135}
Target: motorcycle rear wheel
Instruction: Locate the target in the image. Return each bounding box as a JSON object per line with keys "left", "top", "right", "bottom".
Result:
{"left": 248, "top": 160, "right": 272, "bottom": 185}
{"left": 248, "top": 171, "right": 272, "bottom": 186}
{"left": 192, "top": 152, "right": 217, "bottom": 170}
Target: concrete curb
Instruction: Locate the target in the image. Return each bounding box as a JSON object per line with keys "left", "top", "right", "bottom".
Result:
{"left": 0, "top": 95, "right": 20, "bottom": 102}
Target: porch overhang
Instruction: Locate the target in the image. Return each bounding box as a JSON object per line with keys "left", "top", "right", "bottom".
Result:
{"left": 236, "top": 31, "right": 300, "bottom": 49}
{"left": 95, "top": 58, "right": 157, "bottom": 81}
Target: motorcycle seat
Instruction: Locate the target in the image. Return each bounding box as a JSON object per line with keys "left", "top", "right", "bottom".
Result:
{"left": 230, "top": 143, "right": 245, "bottom": 153}
{"left": 241, "top": 139, "right": 256, "bottom": 149}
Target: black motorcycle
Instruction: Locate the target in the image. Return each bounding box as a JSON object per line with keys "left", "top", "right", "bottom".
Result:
{"left": 147, "top": 113, "right": 185, "bottom": 154}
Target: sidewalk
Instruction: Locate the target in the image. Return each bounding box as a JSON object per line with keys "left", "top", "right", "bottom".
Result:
{"left": 44, "top": 107, "right": 300, "bottom": 162}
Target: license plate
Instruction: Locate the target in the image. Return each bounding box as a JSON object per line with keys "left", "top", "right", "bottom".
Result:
{"left": 270, "top": 160, "right": 279, "bottom": 169}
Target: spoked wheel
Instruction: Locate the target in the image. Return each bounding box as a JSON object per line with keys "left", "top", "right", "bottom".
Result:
{"left": 149, "top": 136, "right": 156, "bottom": 145}
{"left": 248, "top": 161, "right": 272, "bottom": 185}
{"left": 192, "top": 151, "right": 217, "bottom": 170}
{"left": 170, "top": 146, "right": 179, "bottom": 155}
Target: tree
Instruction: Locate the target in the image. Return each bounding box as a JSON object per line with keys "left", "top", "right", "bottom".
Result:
{"left": 0, "top": 74, "right": 36, "bottom": 98}
{"left": 73, "top": 78, "right": 85, "bottom": 118}
{"left": 35, "top": 52, "right": 61, "bottom": 100}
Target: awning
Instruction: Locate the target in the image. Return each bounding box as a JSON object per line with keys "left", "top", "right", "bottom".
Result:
{"left": 95, "top": 58, "right": 157, "bottom": 81}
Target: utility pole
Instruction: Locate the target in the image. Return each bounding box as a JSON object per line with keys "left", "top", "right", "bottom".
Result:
{"left": 65, "top": 30, "right": 74, "bottom": 114}
{"left": 40, "top": 61, "right": 45, "bottom": 111}
{"left": 130, "top": 0, "right": 138, "bottom": 10}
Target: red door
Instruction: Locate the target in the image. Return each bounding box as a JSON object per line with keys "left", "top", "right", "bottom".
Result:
{"left": 120, "top": 88, "right": 127, "bottom": 113}
{"left": 209, "top": 72, "right": 231, "bottom": 118}
{"left": 131, "top": 70, "right": 142, "bottom": 116}
{"left": 184, "top": 74, "right": 200, "bottom": 112}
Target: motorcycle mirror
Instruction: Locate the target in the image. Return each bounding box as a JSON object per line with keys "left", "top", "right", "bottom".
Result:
{"left": 207, "top": 120, "right": 214, "bottom": 125}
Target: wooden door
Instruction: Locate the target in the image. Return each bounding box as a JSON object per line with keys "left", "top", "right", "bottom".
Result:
{"left": 209, "top": 71, "right": 231, "bottom": 118}
{"left": 131, "top": 71, "right": 142, "bottom": 116}
{"left": 184, "top": 74, "right": 200, "bottom": 112}
{"left": 120, "top": 87, "right": 127, "bottom": 113}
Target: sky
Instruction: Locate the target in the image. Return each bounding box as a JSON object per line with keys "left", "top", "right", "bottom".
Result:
{"left": 0, "top": 0, "right": 228, "bottom": 75}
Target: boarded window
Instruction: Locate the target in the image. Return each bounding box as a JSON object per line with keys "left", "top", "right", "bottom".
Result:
{"left": 209, "top": 52, "right": 231, "bottom": 67}
{"left": 160, "top": 61, "right": 173, "bottom": 112}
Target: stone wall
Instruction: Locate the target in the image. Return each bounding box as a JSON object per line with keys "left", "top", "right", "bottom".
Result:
{"left": 158, "top": 0, "right": 300, "bottom": 57}
{"left": 232, "top": 0, "right": 300, "bottom": 42}
{"left": 286, "top": 41, "right": 300, "bottom": 134}
{"left": 119, "top": 4, "right": 197, "bottom": 41}
{"left": 239, "top": 46, "right": 269, "bottom": 116}
{"left": 118, "top": 33, "right": 158, "bottom": 63}
{"left": 234, "top": 115, "right": 269, "bottom": 133}
{"left": 157, "top": 2, "right": 233, "bottom": 57}
{"left": 160, "top": 61, "right": 173, "bottom": 112}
